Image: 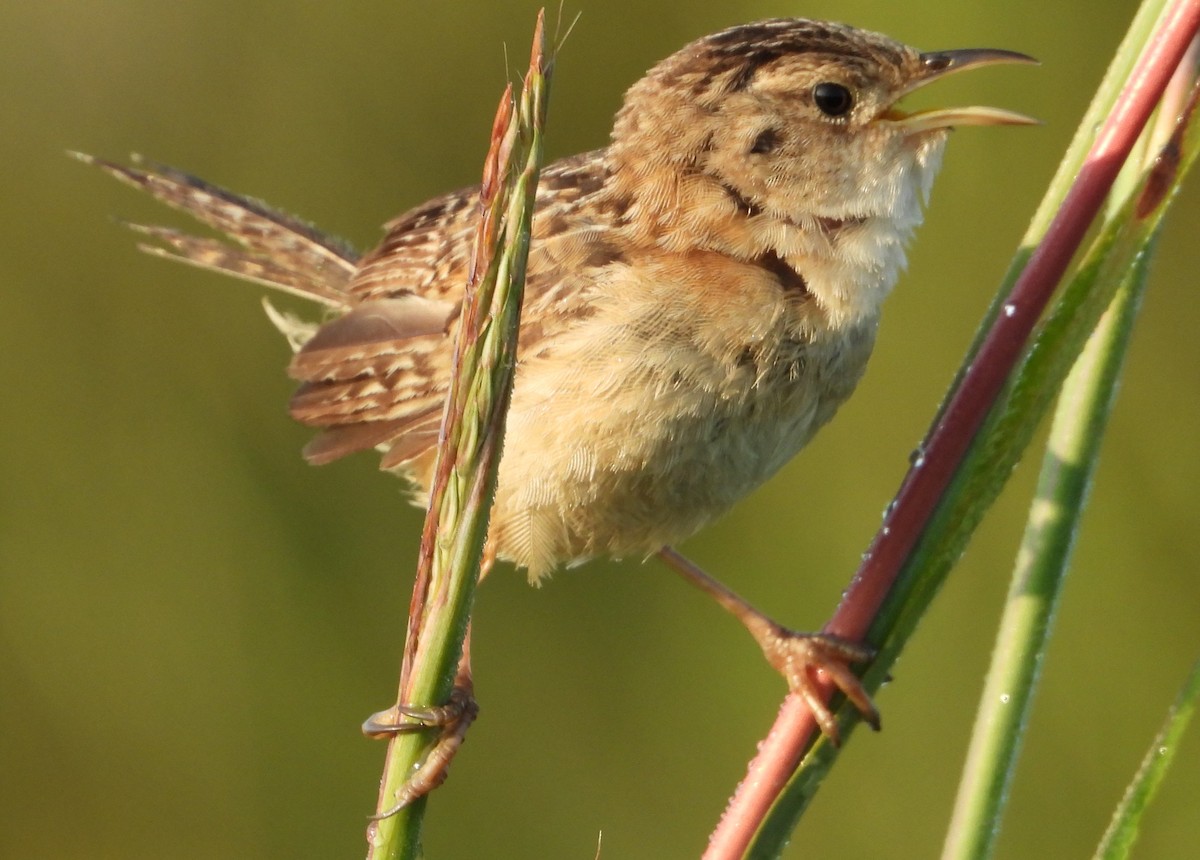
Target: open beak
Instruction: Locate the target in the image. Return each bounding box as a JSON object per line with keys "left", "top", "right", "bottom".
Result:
{"left": 885, "top": 48, "right": 1040, "bottom": 132}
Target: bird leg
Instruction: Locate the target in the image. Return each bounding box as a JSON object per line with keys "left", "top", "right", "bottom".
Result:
{"left": 657, "top": 546, "right": 879, "bottom": 744}
{"left": 363, "top": 632, "right": 479, "bottom": 818}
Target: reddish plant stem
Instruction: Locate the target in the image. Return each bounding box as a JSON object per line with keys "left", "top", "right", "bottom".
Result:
{"left": 705, "top": 3, "right": 1200, "bottom": 858}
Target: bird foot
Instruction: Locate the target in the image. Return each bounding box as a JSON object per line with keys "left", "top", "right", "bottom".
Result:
{"left": 757, "top": 628, "right": 879, "bottom": 745}
{"left": 363, "top": 686, "right": 479, "bottom": 819}
{"left": 656, "top": 547, "right": 880, "bottom": 744}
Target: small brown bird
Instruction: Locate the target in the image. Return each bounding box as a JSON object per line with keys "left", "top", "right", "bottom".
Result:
{"left": 80, "top": 18, "right": 1033, "bottom": 741}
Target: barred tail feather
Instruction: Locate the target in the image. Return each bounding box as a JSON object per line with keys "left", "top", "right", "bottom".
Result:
{"left": 73, "top": 151, "right": 358, "bottom": 307}
{"left": 79, "top": 150, "right": 454, "bottom": 472}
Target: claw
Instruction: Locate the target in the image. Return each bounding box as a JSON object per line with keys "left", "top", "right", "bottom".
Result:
{"left": 761, "top": 629, "right": 880, "bottom": 744}
{"left": 363, "top": 687, "right": 475, "bottom": 738}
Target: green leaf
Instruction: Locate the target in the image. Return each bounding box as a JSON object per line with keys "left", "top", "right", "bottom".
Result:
{"left": 1093, "top": 658, "right": 1200, "bottom": 860}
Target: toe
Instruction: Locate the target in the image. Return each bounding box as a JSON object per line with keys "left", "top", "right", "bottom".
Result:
{"left": 765, "top": 631, "right": 880, "bottom": 738}
{"left": 362, "top": 686, "right": 477, "bottom": 737}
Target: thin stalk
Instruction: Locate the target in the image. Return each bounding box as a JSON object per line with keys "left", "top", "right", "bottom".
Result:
{"left": 940, "top": 245, "right": 1154, "bottom": 860}
{"left": 1093, "top": 658, "right": 1200, "bottom": 860}
{"left": 366, "top": 14, "right": 552, "bottom": 859}
{"left": 941, "top": 41, "right": 1199, "bottom": 860}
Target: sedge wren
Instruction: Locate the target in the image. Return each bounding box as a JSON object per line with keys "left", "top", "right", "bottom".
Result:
{"left": 80, "top": 18, "right": 1034, "bottom": 741}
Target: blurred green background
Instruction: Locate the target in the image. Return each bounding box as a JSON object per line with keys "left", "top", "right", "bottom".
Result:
{"left": 3, "top": 1, "right": 1197, "bottom": 857}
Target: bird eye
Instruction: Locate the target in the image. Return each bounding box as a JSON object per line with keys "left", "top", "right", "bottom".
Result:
{"left": 812, "top": 82, "right": 853, "bottom": 117}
